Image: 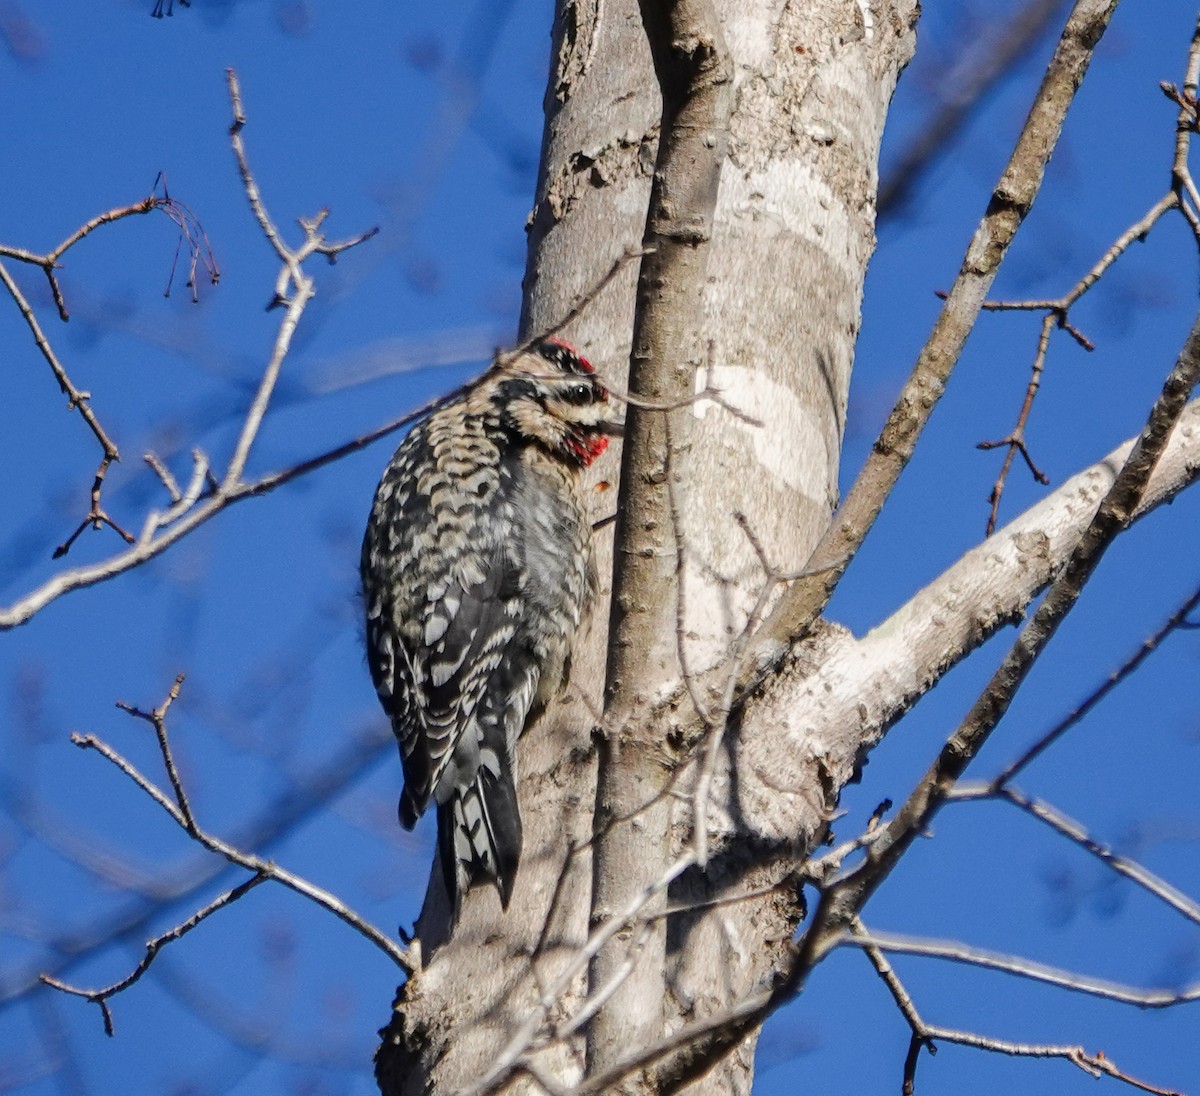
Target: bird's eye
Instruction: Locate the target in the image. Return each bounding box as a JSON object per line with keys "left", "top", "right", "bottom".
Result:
{"left": 564, "top": 382, "right": 595, "bottom": 405}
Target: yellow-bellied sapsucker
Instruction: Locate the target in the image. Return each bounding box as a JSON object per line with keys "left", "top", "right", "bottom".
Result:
{"left": 361, "top": 339, "right": 613, "bottom": 916}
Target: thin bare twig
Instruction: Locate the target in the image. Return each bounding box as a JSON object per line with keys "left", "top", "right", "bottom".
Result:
{"left": 224, "top": 75, "right": 361, "bottom": 484}
{"left": 115, "top": 673, "right": 194, "bottom": 831}
{"left": 611, "top": 375, "right": 762, "bottom": 425}
{"left": 856, "top": 922, "right": 1183, "bottom": 1096}
{"left": 1167, "top": 25, "right": 1200, "bottom": 245}
{"left": 0, "top": 70, "right": 376, "bottom": 629}
{"left": 557, "top": 923, "right": 653, "bottom": 1039}
{"left": 0, "top": 256, "right": 122, "bottom": 469}
{"left": 952, "top": 783, "right": 1200, "bottom": 927}
{"left": 40, "top": 676, "right": 411, "bottom": 1033}
{"left": 843, "top": 926, "right": 1200, "bottom": 1009}
{"left": 143, "top": 452, "right": 182, "bottom": 503}
{"left": 52, "top": 454, "right": 135, "bottom": 558}
{"left": 6, "top": 718, "right": 391, "bottom": 1012}
{"left": 977, "top": 311, "right": 1055, "bottom": 534}
{"left": 0, "top": 177, "right": 218, "bottom": 554}
{"left": 40, "top": 874, "right": 267, "bottom": 1037}
{"left": 0, "top": 175, "right": 217, "bottom": 320}
{"left": 68, "top": 725, "right": 411, "bottom": 973}
{"left": 502, "top": 245, "right": 652, "bottom": 364}
{"left": 974, "top": 190, "right": 1178, "bottom": 533}
{"left": 226, "top": 70, "right": 289, "bottom": 267}
{"left": 991, "top": 580, "right": 1200, "bottom": 786}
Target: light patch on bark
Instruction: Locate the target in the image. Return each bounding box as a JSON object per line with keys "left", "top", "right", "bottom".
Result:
{"left": 694, "top": 361, "right": 831, "bottom": 500}
{"left": 736, "top": 398, "right": 1200, "bottom": 854}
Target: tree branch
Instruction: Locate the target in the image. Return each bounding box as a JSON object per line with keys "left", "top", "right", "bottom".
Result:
{"left": 843, "top": 926, "right": 1200, "bottom": 1009}
{"left": 39, "top": 676, "right": 411, "bottom": 1034}
{"left": 748, "top": 394, "right": 1200, "bottom": 901}
{"left": 857, "top": 925, "right": 1184, "bottom": 1096}
{"left": 589, "top": 0, "right": 734, "bottom": 1074}
{"left": 0, "top": 70, "right": 375, "bottom": 631}
{"left": 740, "top": 0, "right": 1122, "bottom": 694}
{"left": 4, "top": 718, "right": 391, "bottom": 1011}
{"left": 990, "top": 580, "right": 1200, "bottom": 786}
{"left": 819, "top": 311, "right": 1200, "bottom": 930}
{"left": 623, "top": 313, "right": 1200, "bottom": 1093}
{"left": 40, "top": 874, "right": 268, "bottom": 1037}
{"left": 976, "top": 188, "right": 1180, "bottom": 532}
{"left": 952, "top": 784, "right": 1200, "bottom": 928}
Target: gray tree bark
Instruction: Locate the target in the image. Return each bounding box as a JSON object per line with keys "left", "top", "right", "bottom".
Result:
{"left": 376, "top": 1, "right": 918, "bottom": 1093}
{"left": 372, "top": 0, "right": 1188, "bottom": 1088}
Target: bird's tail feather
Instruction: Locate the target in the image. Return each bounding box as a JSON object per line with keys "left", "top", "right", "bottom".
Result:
{"left": 437, "top": 762, "right": 521, "bottom": 919}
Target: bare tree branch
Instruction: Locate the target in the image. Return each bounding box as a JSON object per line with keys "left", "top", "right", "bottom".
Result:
{"left": 975, "top": 188, "right": 1180, "bottom": 533}
{"left": 952, "top": 783, "right": 1200, "bottom": 928}
{"left": 740, "top": 0, "right": 1123, "bottom": 694}
{"left": 815, "top": 308, "right": 1200, "bottom": 942}
{"left": 844, "top": 925, "right": 1200, "bottom": 1009}
{"left": 0, "top": 256, "right": 123, "bottom": 462}
{"left": 990, "top": 580, "right": 1200, "bottom": 786}
{"left": 763, "top": 396, "right": 1200, "bottom": 907}
{"left": 857, "top": 925, "right": 1184, "bottom": 1096}
{"left": 40, "top": 874, "right": 268, "bottom": 1037}
{"left": 0, "top": 177, "right": 216, "bottom": 322}
{"left": 2, "top": 718, "right": 391, "bottom": 1011}
{"left": 0, "top": 70, "right": 375, "bottom": 631}
{"left": 39, "top": 675, "right": 411, "bottom": 1034}
{"left": 0, "top": 176, "right": 219, "bottom": 561}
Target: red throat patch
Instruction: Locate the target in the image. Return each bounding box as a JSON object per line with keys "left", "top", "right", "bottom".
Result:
{"left": 571, "top": 434, "right": 610, "bottom": 466}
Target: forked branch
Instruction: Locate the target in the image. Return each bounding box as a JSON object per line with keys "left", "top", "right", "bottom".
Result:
{"left": 40, "top": 676, "right": 411, "bottom": 1035}
{"left": 856, "top": 923, "right": 1185, "bottom": 1096}
{"left": 0, "top": 176, "right": 218, "bottom": 554}
{"left": 739, "top": 0, "right": 1123, "bottom": 692}
{"left": 0, "top": 71, "right": 375, "bottom": 630}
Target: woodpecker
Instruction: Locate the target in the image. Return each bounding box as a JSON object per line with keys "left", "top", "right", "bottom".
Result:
{"left": 361, "top": 339, "right": 613, "bottom": 917}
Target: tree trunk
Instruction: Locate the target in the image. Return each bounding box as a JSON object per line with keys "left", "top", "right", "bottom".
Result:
{"left": 375, "top": 1, "right": 918, "bottom": 1092}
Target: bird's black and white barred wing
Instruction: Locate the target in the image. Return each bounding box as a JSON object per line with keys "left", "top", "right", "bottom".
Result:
{"left": 362, "top": 343, "right": 608, "bottom": 914}
{"left": 361, "top": 431, "right": 541, "bottom": 908}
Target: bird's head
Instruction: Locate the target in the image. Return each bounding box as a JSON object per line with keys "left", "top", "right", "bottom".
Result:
{"left": 490, "top": 339, "right": 616, "bottom": 466}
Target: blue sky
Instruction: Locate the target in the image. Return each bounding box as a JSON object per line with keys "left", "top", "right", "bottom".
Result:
{"left": 1, "top": 2, "right": 1198, "bottom": 1094}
